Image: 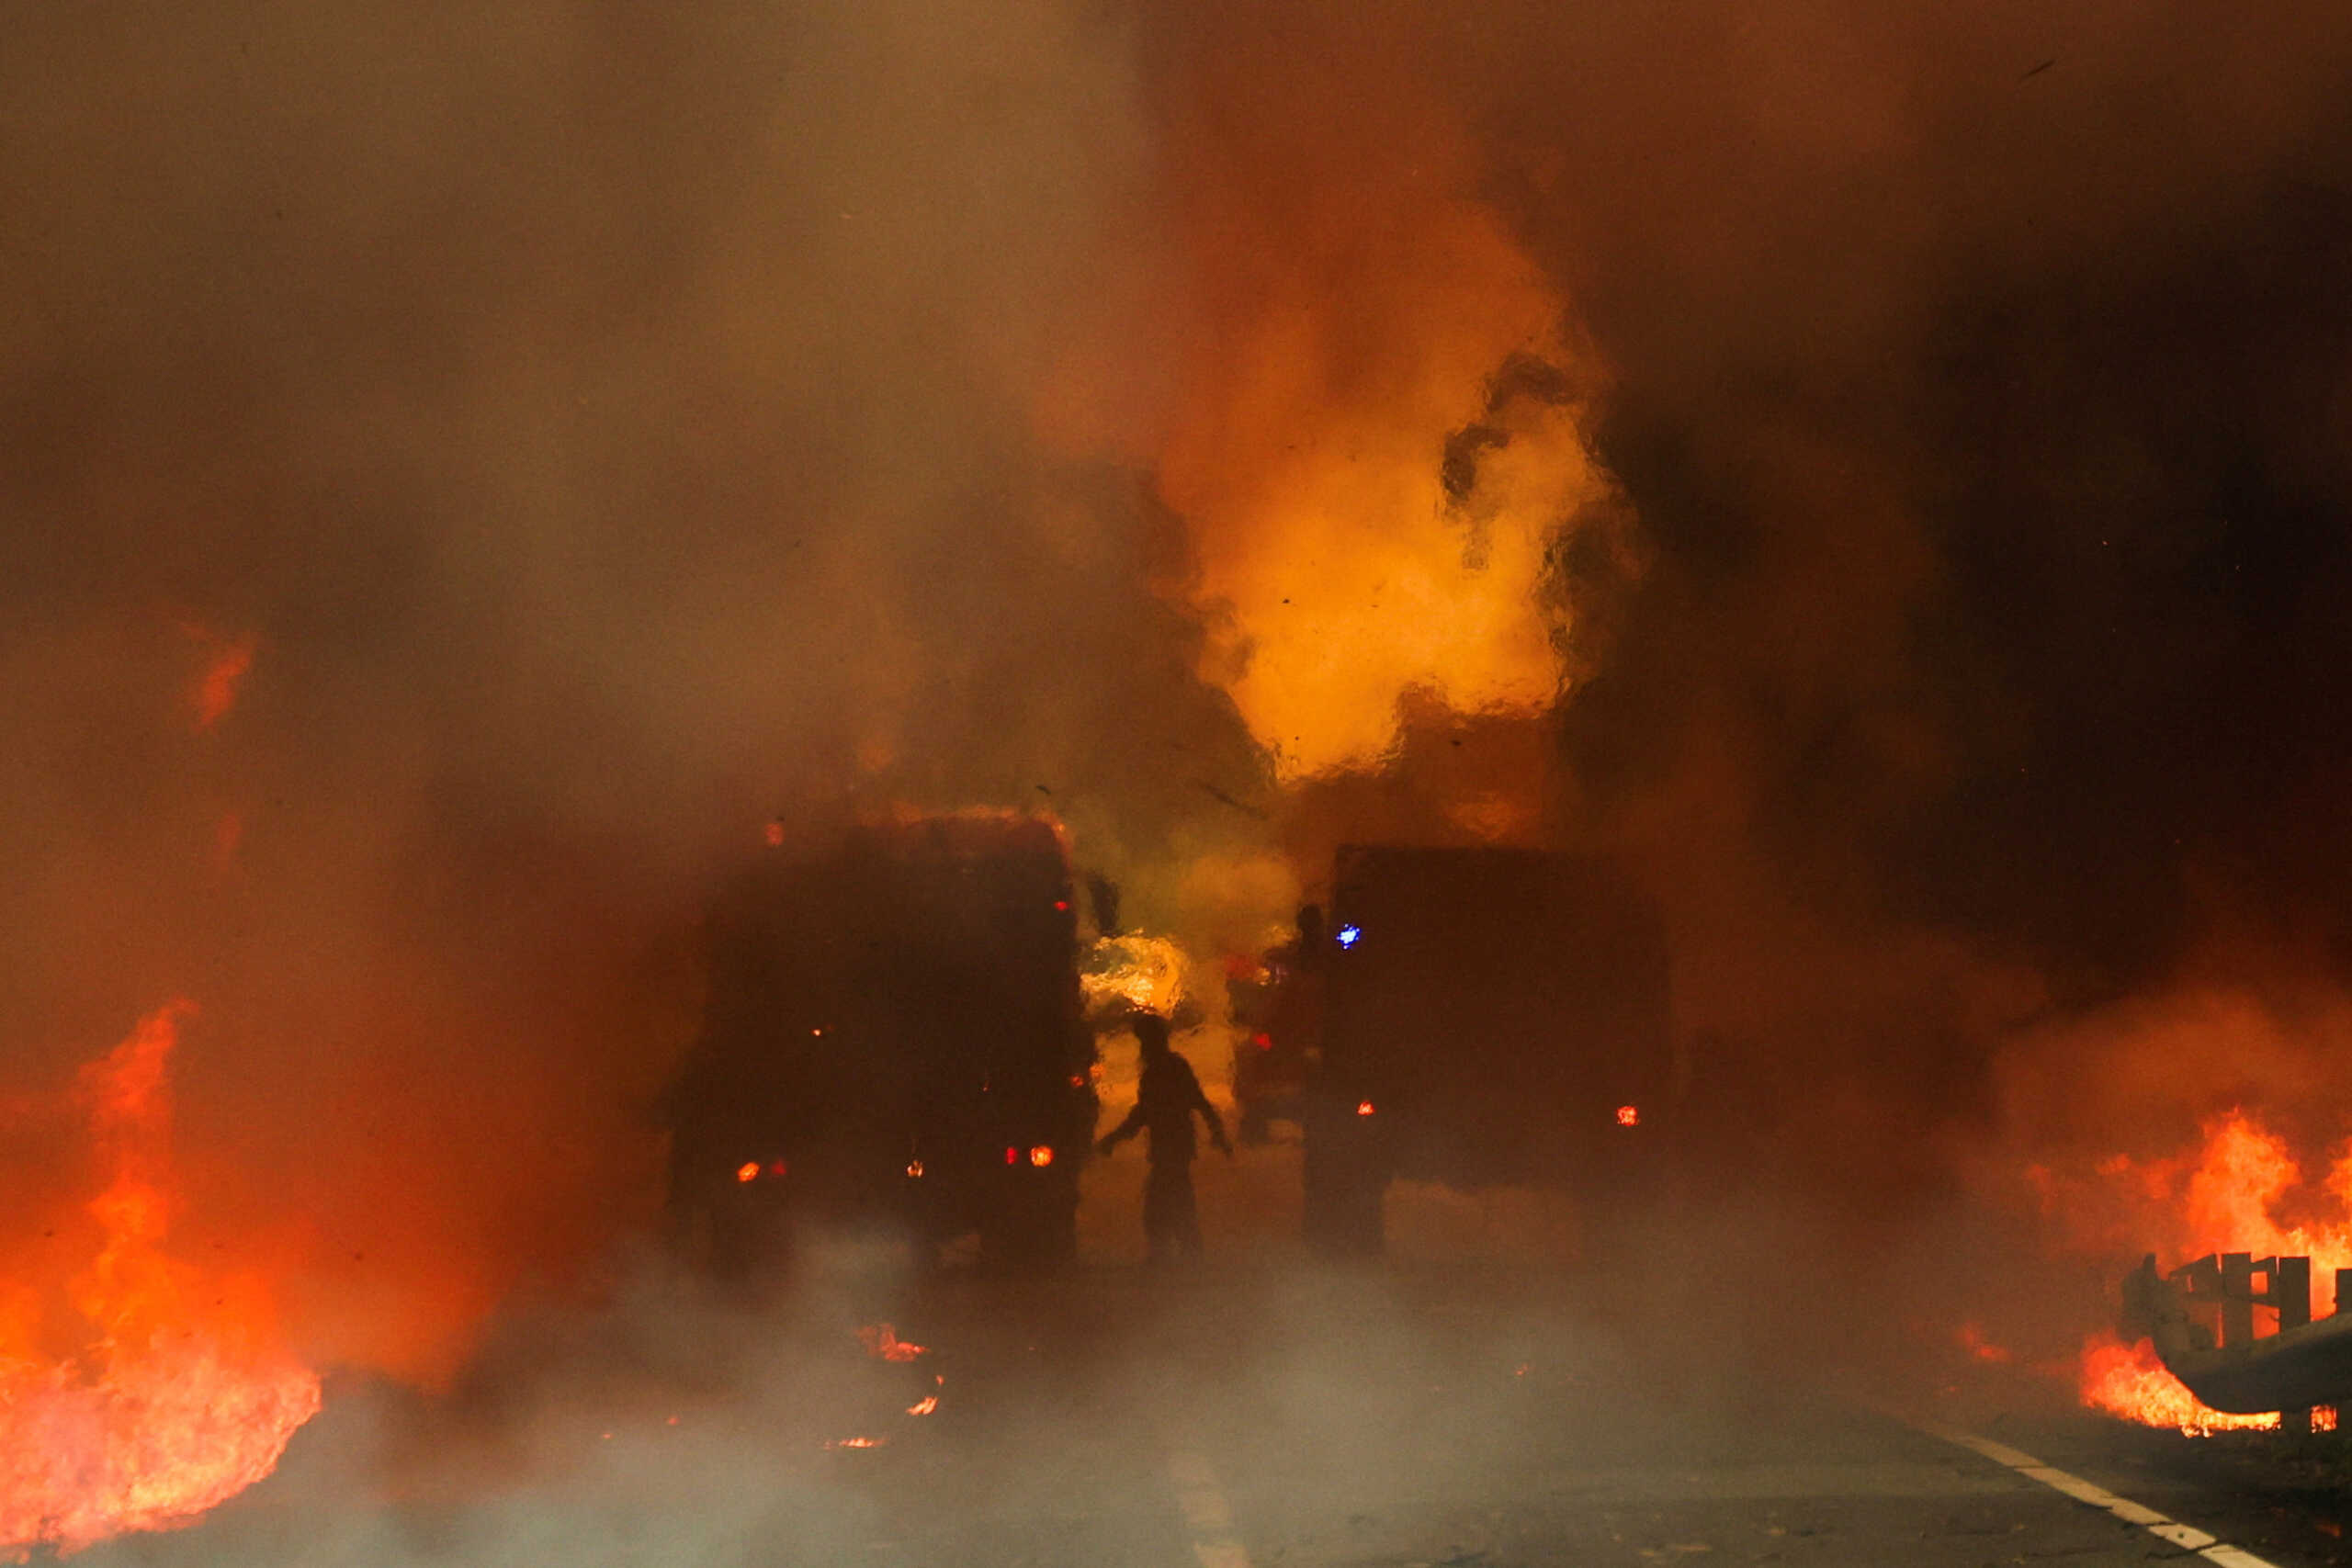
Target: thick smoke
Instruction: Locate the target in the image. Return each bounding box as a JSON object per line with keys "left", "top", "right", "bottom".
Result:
{"left": 0, "top": 0, "right": 1264, "bottom": 1381}
{"left": 6, "top": 0, "right": 2352, "bottom": 1397}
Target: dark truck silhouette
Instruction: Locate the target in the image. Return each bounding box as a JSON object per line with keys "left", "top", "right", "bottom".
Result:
{"left": 1301, "top": 845, "right": 1675, "bottom": 1252}
{"left": 664, "top": 813, "right": 1096, "bottom": 1275}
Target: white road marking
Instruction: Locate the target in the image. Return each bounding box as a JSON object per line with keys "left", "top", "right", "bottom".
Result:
{"left": 1915, "top": 1417, "right": 2278, "bottom": 1568}
{"left": 1163, "top": 1444, "right": 1253, "bottom": 1568}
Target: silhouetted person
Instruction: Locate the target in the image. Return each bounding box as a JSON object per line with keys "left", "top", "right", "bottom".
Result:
{"left": 1099, "top": 1012, "right": 1229, "bottom": 1260}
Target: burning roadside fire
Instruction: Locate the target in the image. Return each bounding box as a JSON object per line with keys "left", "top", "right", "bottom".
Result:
{"left": 2058, "top": 1110, "right": 2352, "bottom": 1433}
{"left": 2077, "top": 1331, "right": 2284, "bottom": 1436}
{"left": 1, "top": 1003, "right": 321, "bottom": 1557}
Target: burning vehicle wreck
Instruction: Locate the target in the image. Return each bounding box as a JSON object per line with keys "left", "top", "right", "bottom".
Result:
{"left": 662, "top": 812, "right": 1096, "bottom": 1277}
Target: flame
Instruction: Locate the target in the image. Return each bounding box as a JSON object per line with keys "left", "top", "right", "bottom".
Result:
{"left": 1080, "top": 935, "right": 1187, "bottom": 1020}
{"left": 1155, "top": 230, "right": 1607, "bottom": 780}
{"left": 1084, "top": 63, "right": 1626, "bottom": 784}
{"left": 905, "top": 1394, "right": 939, "bottom": 1417}
{"left": 2064, "top": 1111, "right": 2352, "bottom": 1430}
{"left": 0, "top": 1003, "right": 322, "bottom": 1556}
{"left": 2078, "top": 1331, "right": 2278, "bottom": 1436}
{"left": 857, "top": 1325, "right": 925, "bottom": 1363}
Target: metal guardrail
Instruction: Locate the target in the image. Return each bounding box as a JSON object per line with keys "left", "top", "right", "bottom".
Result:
{"left": 2123, "top": 1251, "right": 2352, "bottom": 1419}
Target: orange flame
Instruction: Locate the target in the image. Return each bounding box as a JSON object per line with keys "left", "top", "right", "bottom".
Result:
{"left": 2078, "top": 1330, "right": 2278, "bottom": 1436}
{"left": 2067, "top": 1111, "right": 2352, "bottom": 1430}
{"left": 1087, "top": 65, "right": 1626, "bottom": 785}
{"left": 857, "top": 1324, "right": 925, "bottom": 1363}
{"left": 0, "top": 1003, "right": 321, "bottom": 1556}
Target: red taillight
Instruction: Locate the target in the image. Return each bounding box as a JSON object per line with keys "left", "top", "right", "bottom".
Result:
{"left": 735, "top": 1161, "right": 760, "bottom": 1183}
{"left": 1029, "top": 1145, "right": 1054, "bottom": 1168}
{"left": 1252, "top": 1032, "right": 1272, "bottom": 1051}
{"left": 1004, "top": 1146, "right": 1018, "bottom": 1166}
{"left": 1615, "top": 1104, "right": 1639, "bottom": 1127}
{"left": 1054, "top": 899, "right": 1069, "bottom": 912}
{"left": 768, "top": 1159, "right": 788, "bottom": 1177}
{"left": 1355, "top": 1100, "right": 1374, "bottom": 1117}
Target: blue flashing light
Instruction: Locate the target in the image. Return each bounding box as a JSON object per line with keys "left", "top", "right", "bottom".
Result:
{"left": 1335, "top": 924, "right": 1362, "bottom": 950}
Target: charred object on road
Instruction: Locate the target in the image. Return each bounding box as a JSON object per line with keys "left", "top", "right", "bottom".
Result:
{"left": 663, "top": 813, "right": 1097, "bottom": 1276}
{"left": 1300, "top": 846, "right": 1674, "bottom": 1252}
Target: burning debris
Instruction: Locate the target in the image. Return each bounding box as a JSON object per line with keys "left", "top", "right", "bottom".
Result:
{"left": 0, "top": 1004, "right": 320, "bottom": 1556}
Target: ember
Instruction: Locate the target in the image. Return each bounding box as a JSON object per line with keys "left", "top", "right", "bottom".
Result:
{"left": 0, "top": 1004, "right": 321, "bottom": 1556}
{"left": 858, "top": 1325, "right": 926, "bottom": 1363}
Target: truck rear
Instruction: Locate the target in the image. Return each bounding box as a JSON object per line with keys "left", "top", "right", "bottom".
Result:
{"left": 1301, "top": 845, "right": 1674, "bottom": 1252}
{"left": 664, "top": 813, "right": 1095, "bottom": 1275}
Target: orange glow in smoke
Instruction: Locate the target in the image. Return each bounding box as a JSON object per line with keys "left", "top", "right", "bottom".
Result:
{"left": 763, "top": 821, "right": 785, "bottom": 848}
{"left": 189, "top": 633, "right": 255, "bottom": 730}
{"left": 1955, "top": 1322, "right": 2015, "bottom": 1365}
{"left": 858, "top": 1325, "right": 926, "bottom": 1362}
{"left": 1104, "top": 73, "right": 1622, "bottom": 784}
{"left": 0, "top": 1003, "right": 322, "bottom": 1556}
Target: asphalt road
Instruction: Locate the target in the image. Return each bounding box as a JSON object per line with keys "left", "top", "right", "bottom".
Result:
{"left": 62, "top": 1238, "right": 2352, "bottom": 1568}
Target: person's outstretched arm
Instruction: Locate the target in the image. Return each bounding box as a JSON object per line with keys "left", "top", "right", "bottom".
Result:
{"left": 1098, "top": 1101, "right": 1146, "bottom": 1156}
